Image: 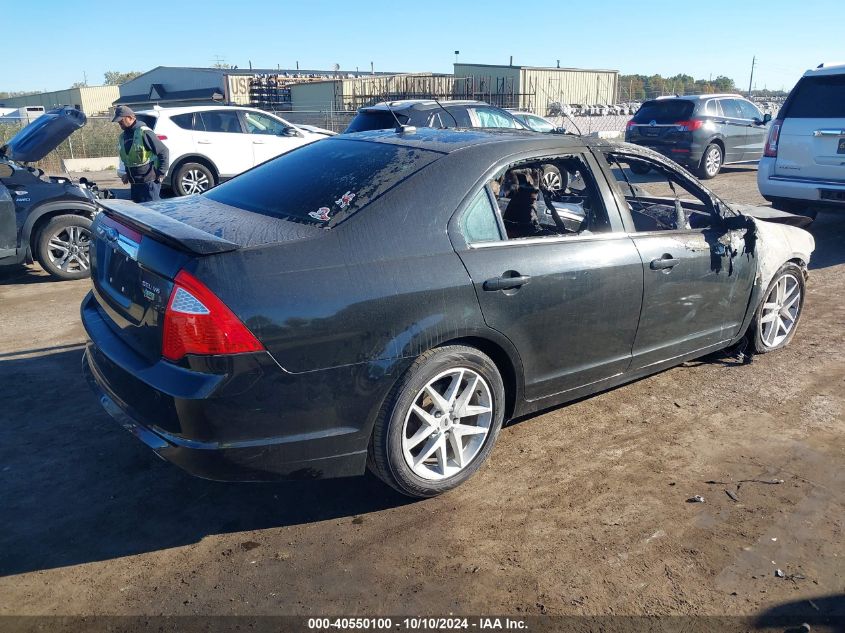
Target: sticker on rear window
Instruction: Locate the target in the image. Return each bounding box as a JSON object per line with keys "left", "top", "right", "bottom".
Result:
{"left": 335, "top": 191, "right": 356, "bottom": 209}
{"left": 308, "top": 207, "right": 331, "bottom": 222}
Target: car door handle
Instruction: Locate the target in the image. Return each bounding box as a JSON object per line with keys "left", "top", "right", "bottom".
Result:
{"left": 483, "top": 275, "right": 531, "bottom": 291}
{"left": 197, "top": 140, "right": 212, "bottom": 144}
{"left": 650, "top": 255, "right": 680, "bottom": 270}
{"left": 252, "top": 140, "right": 265, "bottom": 144}
{"left": 813, "top": 129, "right": 845, "bottom": 137}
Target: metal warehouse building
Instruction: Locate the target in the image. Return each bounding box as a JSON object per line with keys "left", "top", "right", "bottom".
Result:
{"left": 289, "top": 73, "right": 456, "bottom": 111}
{"left": 454, "top": 63, "right": 619, "bottom": 116}
{"left": 0, "top": 85, "right": 120, "bottom": 116}
{"left": 116, "top": 66, "right": 399, "bottom": 111}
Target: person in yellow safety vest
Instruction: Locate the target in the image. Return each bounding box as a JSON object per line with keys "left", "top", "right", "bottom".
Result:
{"left": 112, "top": 105, "right": 169, "bottom": 203}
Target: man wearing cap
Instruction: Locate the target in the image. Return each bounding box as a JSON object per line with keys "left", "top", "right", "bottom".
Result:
{"left": 112, "top": 105, "right": 169, "bottom": 203}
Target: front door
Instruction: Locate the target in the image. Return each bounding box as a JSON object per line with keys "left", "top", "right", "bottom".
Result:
{"left": 194, "top": 109, "right": 253, "bottom": 177}
{"left": 0, "top": 183, "right": 17, "bottom": 258}
{"left": 598, "top": 150, "right": 757, "bottom": 370}
{"left": 240, "top": 110, "right": 310, "bottom": 166}
{"left": 452, "top": 153, "right": 643, "bottom": 401}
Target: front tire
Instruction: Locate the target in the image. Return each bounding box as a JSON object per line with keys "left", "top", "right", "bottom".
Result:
{"left": 751, "top": 263, "right": 806, "bottom": 353}
{"left": 696, "top": 143, "right": 723, "bottom": 179}
{"left": 368, "top": 345, "right": 505, "bottom": 498}
{"left": 36, "top": 214, "right": 93, "bottom": 280}
{"left": 173, "top": 162, "right": 215, "bottom": 196}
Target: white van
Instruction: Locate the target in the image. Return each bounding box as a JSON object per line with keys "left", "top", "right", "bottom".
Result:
{"left": 758, "top": 63, "right": 845, "bottom": 220}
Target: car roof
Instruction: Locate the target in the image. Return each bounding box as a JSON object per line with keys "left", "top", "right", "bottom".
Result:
{"left": 136, "top": 105, "right": 274, "bottom": 117}
{"left": 649, "top": 93, "right": 746, "bottom": 102}
{"left": 804, "top": 62, "right": 845, "bottom": 76}
{"left": 332, "top": 127, "right": 599, "bottom": 155}
{"left": 362, "top": 100, "right": 491, "bottom": 112}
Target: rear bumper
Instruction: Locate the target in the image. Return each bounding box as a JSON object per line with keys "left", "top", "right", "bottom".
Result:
{"left": 624, "top": 137, "right": 703, "bottom": 167}
{"left": 81, "top": 291, "right": 406, "bottom": 481}
{"left": 757, "top": 157, "right": 845, "bottom": 208}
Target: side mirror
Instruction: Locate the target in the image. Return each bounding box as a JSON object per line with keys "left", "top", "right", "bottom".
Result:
{"left": 553, "top": 126, "right": 567, "bottom": 134}
{"left": 0, "top": 163, "right": 13, "bottom": 178}
{"left": 282, "top": 128, "right": 303, "bottom": 138}
{"left": 763, "top": 113, "right": 772, "bottom": 124}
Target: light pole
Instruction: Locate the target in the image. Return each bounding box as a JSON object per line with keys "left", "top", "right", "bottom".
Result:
{"left": 454, "top": 50, "right": 460, "bottom": 65}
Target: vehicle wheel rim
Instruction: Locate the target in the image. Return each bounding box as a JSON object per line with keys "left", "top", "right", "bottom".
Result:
{"left": 543, "top": 171, "right": 562, "bottom": 191}
{"left": 182, "top": 169, "right": 210, "bottom": 194}
{"left": 705, "top": 147, "right": 721, "bottom": 176}
{"left": 47, "top": 225, "right": 91, "bottom": 273}
{"left": 402, "top": 367, "right": 493, "bottom": 481}
{"left": 759, "top": 272, "right": 801, "bottom": 348}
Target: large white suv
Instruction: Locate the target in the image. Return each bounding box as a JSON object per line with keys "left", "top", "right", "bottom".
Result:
{"left": 121, "top": 105, "right": 334, "bottom": 196}
{"left": 758, "top": 63, "right": 845, "bottom": 220}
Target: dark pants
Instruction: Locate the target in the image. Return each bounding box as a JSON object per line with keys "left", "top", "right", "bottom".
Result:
{"left": 130, "top": 181, "right": 161, "bottom": 203}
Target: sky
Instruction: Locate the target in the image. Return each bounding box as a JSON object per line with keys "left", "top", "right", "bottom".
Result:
{"left": 4, "top": 0, "right": 843, "bottom": 94}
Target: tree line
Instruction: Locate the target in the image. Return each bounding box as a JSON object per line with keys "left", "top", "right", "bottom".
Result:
{"left": 619, "top": 74, "right": 739, "bottom": 100}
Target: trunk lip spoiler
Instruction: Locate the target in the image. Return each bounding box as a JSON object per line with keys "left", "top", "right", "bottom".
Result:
{"left": 97, "top": 198, "right": 240, "bottom": 255}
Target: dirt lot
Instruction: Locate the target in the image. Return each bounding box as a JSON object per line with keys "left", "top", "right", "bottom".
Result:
{"left": 0, "top": 166, "right": 842, "bottom": 623}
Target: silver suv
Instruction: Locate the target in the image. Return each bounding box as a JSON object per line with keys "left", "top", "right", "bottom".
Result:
{"left": 758, "top": 63, "right": 845, "bottom": 220}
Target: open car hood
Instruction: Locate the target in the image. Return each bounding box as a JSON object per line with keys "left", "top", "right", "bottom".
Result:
{"left": 0, "top": 106, "right": 87, "bottom": 163}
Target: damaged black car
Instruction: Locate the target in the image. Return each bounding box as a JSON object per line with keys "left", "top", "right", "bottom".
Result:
{"left": 1, "top": 107, "right": 111, "bottom": 280}
{"left": 81, "top": 129, "right": 814, "bottom": 498}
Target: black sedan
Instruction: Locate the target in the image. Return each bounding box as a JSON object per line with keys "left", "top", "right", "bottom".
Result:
{"left": 82, "top": 129, "right": 814, "bottom": 498}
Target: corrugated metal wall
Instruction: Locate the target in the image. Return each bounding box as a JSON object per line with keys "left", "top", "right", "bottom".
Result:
{"left": 290, "top": 82, "right": 340, "bottom": 110}
{"left": 0, "top": 86, "right": 119, "bottom": 115}
{"left": 522, "top": 68, "right": 618, "bottom": 114}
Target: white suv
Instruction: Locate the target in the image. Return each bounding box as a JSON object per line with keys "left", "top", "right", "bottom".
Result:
{"left": 120, "top": 105, "right": 334, "bottom": 196}
{"left": 758, "top": 63, "right": 845, "bottom": 220}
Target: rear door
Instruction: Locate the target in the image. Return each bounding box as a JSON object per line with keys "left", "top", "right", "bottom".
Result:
{"left": 775, "top": 73, "right": 845, "bottom": 183}
{"left": 451, "top": 151, "right": 643, "bottom": 400}
{"left": 194, "top": 110, "right": 253, "bottom": 177}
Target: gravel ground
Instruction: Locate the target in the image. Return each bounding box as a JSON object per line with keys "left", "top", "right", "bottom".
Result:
{"left": 0, "top": 167, "right": 842, "bottom": 623}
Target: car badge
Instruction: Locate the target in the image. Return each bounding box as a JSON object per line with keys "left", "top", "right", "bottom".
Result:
{"left": 649, "top": 120, "right": 657, "bottom": 127}
{"left": 102, "top": 226, "right": 119, "bottom": 242}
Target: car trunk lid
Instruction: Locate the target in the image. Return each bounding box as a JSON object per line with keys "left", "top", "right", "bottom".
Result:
{"left": 90, "top": 196, "right": 322, "bottom": 362}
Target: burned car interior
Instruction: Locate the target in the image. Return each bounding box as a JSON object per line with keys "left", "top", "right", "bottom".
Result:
{"left": 604, "top": 152, "right": 721, "bottom": 232}
{"left": 489, "top": 155, "right": 610, "bottom": 239}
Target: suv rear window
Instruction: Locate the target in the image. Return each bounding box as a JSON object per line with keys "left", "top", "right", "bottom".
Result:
{"left": 783, "top": 75, "right": 845, "bottom": 118}
{"left": 204, "top": 138, "right": 441, "bottom": 226}
{"left": 632, "top": 100, "right": 695, "bottom": 123}
{"left": 135, "top": 114, "right": 157, "bottom": 129}
{"left": 346, "top": 111, "right": 410, "bottom": 132}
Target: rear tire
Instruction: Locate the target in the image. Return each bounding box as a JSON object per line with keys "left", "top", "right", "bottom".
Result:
{"left": 173, "top": 162, "right": 215, "bottom": 196}
{"left": 751, "top": 263, "right": 805, "bottom": 353}
{"left": 696, "top": 143, "right": 722, "bottom": 179}
{"left": 368, "top": 345, "right": 505, "bottom": 498}
{"left": 36, "top": 214, "right": 93, "bottom": 280}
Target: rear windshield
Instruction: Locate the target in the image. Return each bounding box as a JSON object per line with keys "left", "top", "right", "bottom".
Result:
{"left": 632, "top": 100, "right": 695, "bottom": 123}
{"left": 782, "top": 75, "right": 845, "bottom": 118}
{"left": 204, "top": 138, "right": 440, "bottom": 226}
{"left": 345, "top": 110, "right": 410, "bottom": 132}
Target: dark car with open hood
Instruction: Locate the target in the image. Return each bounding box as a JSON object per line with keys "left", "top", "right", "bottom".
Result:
{"left": 1, "top": 106, "right": 112, "bottom": 280}
{"left": 82, "top": 128, "right": 813, "bottom": 498}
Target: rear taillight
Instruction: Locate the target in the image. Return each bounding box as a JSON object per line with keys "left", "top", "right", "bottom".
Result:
{"left": 764, "top": 119, "right": 782, "bottom": 158}
{"left": 162, "top": 270, "right": 264, "bottom": 361}
{"left": 675, "top": 120, "right": 703, "bottom": 132}
{"left": 626, "top": 120, "right": 636, "bottom": 130}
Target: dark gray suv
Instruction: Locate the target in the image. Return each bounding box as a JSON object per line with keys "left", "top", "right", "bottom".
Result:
{"left": 625, "top": 95, "right": 771, "bottom": 179}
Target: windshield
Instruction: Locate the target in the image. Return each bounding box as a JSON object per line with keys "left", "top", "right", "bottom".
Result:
{"left": 204, "top": 138, "right": 441, "bottom": 226}
{"left": 632, "top": 100, "right": 695, "bottom": 123}
{"left": 345, "top": 110, "right": 410, "bottom": 133}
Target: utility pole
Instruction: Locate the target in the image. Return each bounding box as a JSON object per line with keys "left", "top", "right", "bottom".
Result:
{"left": 748, "top": 56, "right": 756, "bottom": 97}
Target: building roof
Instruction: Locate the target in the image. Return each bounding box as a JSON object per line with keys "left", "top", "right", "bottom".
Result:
{"left": 114, "top": 87, "right": 224, "bottom": 105}
{"left": 455, "top": 62, "right": 619, "bottom": 74}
